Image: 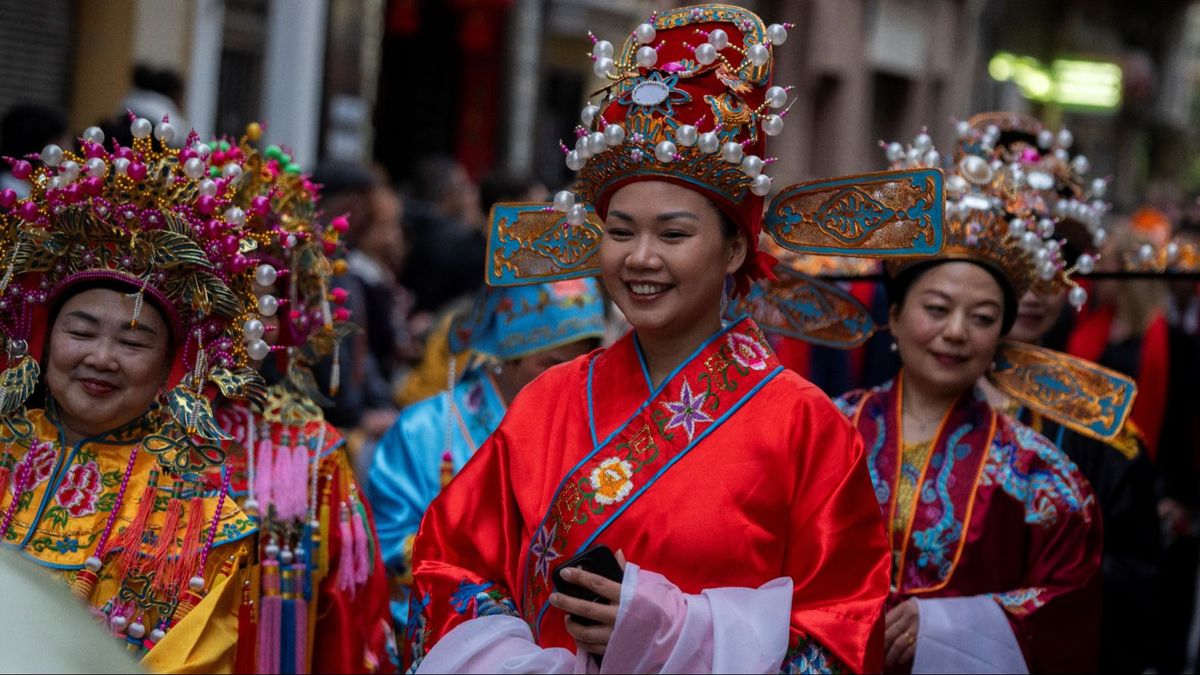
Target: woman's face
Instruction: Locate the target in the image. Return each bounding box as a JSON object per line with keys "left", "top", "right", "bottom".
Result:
{"left": 46, "top": 288, "right": 171, "bottom": 439}
{"left": 890, "top": 262, "right": 1005, "bottom": 397}
{"left": 599, "top": 181, "right": 746, "bottom": 341}
{"left": 1008, "top": 289, "right": 1066, "bottom": 344}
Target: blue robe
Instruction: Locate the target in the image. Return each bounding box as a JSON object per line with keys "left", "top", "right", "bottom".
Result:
{"left": 368, "top": 365, "right": 507, "bottom": 628}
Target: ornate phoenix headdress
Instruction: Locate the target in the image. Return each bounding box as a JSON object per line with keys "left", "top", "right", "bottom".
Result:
{"left": 881, "top": 112, "right": 1109, "bottom": 309}
{"left": 0, "top": 116, "right": 269, "bottom": 468}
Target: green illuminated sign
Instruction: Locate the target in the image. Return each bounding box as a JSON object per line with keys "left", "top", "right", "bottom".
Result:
{"left": 988, "top": 51, "right": 1122, "bottom": 110}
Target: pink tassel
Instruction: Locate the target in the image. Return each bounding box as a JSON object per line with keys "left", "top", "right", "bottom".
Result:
{"left": 291, "top": 443, "right": 310, "bottom": 520}
{"left": 269, "top": 440, "right": 290, "bottom": 518}
{"left": 278, "top": 444, "right": 306, "bottom": 521}
{"left": 351, "top": 501, "right": 369, "bottom": 586}
{"left": 258, "top": 560, "right": 282, "bottom": 675}
{"left": 336, "top": 503, "right": 356, "bottom": 595}
{"left": 254, "top": 438, "right": 274, "bottom": 512}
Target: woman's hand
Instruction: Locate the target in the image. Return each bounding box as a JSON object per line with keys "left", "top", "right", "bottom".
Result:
{"left": 884, "top": 598, "right": 920, "bottom": 670}
{"left": 548, "top": 550, "right": 627, "bottom": 656}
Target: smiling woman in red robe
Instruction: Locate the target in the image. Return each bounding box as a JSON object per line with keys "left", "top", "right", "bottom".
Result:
{"left": 400, "top": 5, "right": 955, "bottom": 674}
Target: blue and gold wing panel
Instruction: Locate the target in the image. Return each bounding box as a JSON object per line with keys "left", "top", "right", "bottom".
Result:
{"left": 765, "top": 168, "right": 945, "bottom": 257}
{"left": 486, "top": 202, "right": 603, "bottom": 287}
{"left": 731, "top": 267, "right": 876, "bottom": 349}
{"left": 989, "top": 341, "right": 1137, "bottom": 442}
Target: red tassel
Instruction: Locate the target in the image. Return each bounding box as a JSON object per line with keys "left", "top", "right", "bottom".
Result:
{"left": 172, "top": 497, "right": 207, "bottom": 595}
{"left": 104, "top": 473, "right": 158, "bottom": 578}
{"left": 0, "top": 466, "right": 10, "bottom": 495}
{"left": 146, "top": 496, "right": 184, "bottom": 593}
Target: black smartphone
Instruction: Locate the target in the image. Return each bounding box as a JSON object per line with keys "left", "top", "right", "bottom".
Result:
{"left": 551, "top": 544, "right": 624, "bottom": 626}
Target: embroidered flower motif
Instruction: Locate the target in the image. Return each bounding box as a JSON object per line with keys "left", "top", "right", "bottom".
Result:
{"left": 589, "top": 457, "right": 636, "bottom": 505}
{"left": 54, "top": 461, "right": 102, "bottom": 518}
{"left": 662, "top": 378, "right": 714, "bottom": 441}
{"left": 728, "top": 331, "right": 769, "bottom": 371}
{"left": 548, "top": 279, "right": 589, "bottom": 299}
{"left": 18, "top": 440, "right": 58, "bottom": 489}
{"left": 529, "top": 524, "right": 560, "bottom": 581}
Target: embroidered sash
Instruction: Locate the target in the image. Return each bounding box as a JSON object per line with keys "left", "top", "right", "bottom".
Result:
{"left": 852, "top": 374, "right": 996, "bottom": 594}
{"left": 521, "top": 318, "right": 782, "bottom": 636}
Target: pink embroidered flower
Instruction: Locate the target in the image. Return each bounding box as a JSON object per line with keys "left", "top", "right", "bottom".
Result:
{"left": 22, "top": 440, "right": 58, "bottom": 487}
{"left": 728, "top": 332, "right": 769, "bottom": 371}
{"left": 548, "top": 279, "right": 589, "bottom": 299}
{"left": 55, "top": 461, "right": 103, "bottom": 518}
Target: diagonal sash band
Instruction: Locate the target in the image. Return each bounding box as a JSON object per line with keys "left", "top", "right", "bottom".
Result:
{"left": 520, "top": 317, "right": 783, "bottom": 638}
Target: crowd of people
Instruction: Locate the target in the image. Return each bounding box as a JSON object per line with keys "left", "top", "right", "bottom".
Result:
{"left": 1, "top": 3, "right": 1200, "bottom": 674}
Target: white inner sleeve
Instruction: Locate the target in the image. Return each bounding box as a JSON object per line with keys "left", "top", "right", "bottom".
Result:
{"left": 415, "top": 614, "right": 581, "bottom": 674}
{"left": 913, "top": 596, "right": 1029, "bottom": 674}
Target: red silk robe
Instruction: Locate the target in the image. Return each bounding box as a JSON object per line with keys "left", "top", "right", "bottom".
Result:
{"left": 406, "top": 319, "right": 891, "bottom": 672}
{"left": 836, "top": 375, "right": 1103, "bottom": 672}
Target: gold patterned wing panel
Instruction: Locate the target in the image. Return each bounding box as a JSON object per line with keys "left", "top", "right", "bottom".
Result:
{"left": 0, "top": 353, "right": 39, "bottom": 416}
{"left": 486, "top": 202, "right": 603, "bottom": 286}
{"left": 765, "top": 169, "right": 946, "bottom": 257}
{"left": 164, "top": 385, "right": 232, "bottom": 441}
{"left": 989, "top": 341, "right": 1137, "bottom": 441}
{"left": 731, "top": 267, "right": 877, "bottom": 348}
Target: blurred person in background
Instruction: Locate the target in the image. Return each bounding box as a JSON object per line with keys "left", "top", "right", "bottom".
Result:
{"left": 122, "top": 63, "right": 187, "bottom": 142}
{"left": 0, "top": 103, "right": 69, "bottom": 197}
{"left": 396, "top": 170, "right": 549, "bottom": 407}
{"left": 399, "top": 155, "right": 485, "bottom": 315}
{"left": 311, "top": 162, "right": 414, "bottom": 477}
{"left": 369, "top": 278, "right": 606, "bottom": 634}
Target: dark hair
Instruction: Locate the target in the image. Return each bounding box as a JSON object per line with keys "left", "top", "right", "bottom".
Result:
{"left": 479, "top": 171, "right": 541, "bottom": 214}
{"left": 884, "top": 259, "right": 1018, "bottom": 335}
{"left": 715, "top": 208, "right": 739, "bottom": 239}
{"left": 310, "top": 161, "right": 378, "bottom": 199}
{"left": 0, "top": 104, "right": 68, "bottom": 160}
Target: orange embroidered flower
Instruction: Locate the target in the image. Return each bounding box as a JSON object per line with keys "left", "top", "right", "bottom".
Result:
{"left": 589, "top": 457, "right": 635, "bottom": 505}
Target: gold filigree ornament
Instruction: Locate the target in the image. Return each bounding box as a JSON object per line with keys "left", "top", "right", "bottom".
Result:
{"left": 0, "top": 116, "right": 274, "bottom": 467}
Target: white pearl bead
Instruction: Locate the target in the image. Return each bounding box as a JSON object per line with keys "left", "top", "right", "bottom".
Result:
{"left": 741, "top": 155, "right": 764, "bottom": 178}
{"left": 111, "top": 615, "right": 128, "bottom": 631}
{"left": 1008, "top": 218, "right": 1027, "bottom": 237}
{"left": 636, "top": 46, "right": 658, "bottom": 68}
{"left": 280, "top": 548, "right": 295, "bottom": 564}
{"left": 243, "top": 498, "right": 260, "bottom": 514}
{"left": 945, "top": 175, "right": 968, "bottom": 199}
{"left": 198, "top": 179, "right": 217, "bottom": 197}
{"left": 924, "top": 150, "right": 941, "bottom": 167}
{"left": 905, "top": 147, "right": 921, "bottom": 167}
{"left": 183, "top": 157, "right": 206, "bottom": 180}
{"left": 750, "top": 174, "right": 773, "bottom": 197}
{"left": 959, "top": 154, "right": 993, "bottom": 184}
{"left": 635, "top": 22, "right": 656, "bottom": 45}
{"left": 128, "top": 622, "right": 146, "bottom": 639}
{"left": 1071, "top": 155, "right": 1090, "bottom": 175}
{"left": 247, "top": 339, "right": 270, "bottom": 361}
{"left": 41, "top": 144, "right": 64, "bottom": 167}
{"left": 913, "top": 133, "right": 932, "bottom": 151}
{"left": 155, "top": 122, "right": 176, "bottom": 144}
{"left": 603, "top": 124, "right": 625, "bottom": 147}
{"left": 721, "top": 141, "right": 743, "bottom": 164}
{"left": 265, "top": 543, "right": 280, "bottom": 558}
{"left": 885, "top": 142, "right": 905, "bottom": 163}
{"left": 48, "top": 176, "right": 64, "bottom": 190}
{"left": 255, "top": 264, "right": 277, "bottom": 286}
{"left": 708, "top": 29, "right": 729, "bottom": 50}
{"left": 243, "top": 319, "right": 265, "bottom": 341}
{"left": 82, "top": 126, "right": 105, "bottom": 144}
{"left": 1037, "top": 129, "right": 1054, "bottom": 149}
{"left": 567, "top": 204, "right": 587, "bottom": 226}
{"left": 553, "top": 190, "right": 575, "bottom": 212}
{"left": 1138, "top": 243, "right": 1155, "bottom": 263}
{"left": 1034, "top": 247, "right": 1050, "bottom": 264}
{"left": 698, "top": 132, "right": 720, "bottom": 154}
{"left": 1037, "top": 218, "right": 1055, "bottom": 238}
{"left": 258, "top": 294, "right": 279, "bottom": 316}
{"left": 85, "top": 556, "right": 103, "bottom": 572}
{"left": 131, "top": 118, "right": 152, "bottom": 139}
{"left": 593, "top": 57, "right": 615, "bottom": 79}
{"left": 85, "top": 157, "right": 107, "bottom": 178}
{"left": 1039, "top": 260, "right": 1057, "bottom": 281}
{"left": 1076, "top": 253, "right": 1096, "bottom": 274}
{"left": 955, "top": 120, "right": 971, "bottom": 139}
{"left": 588, "top": 132, "right": 606, "bottom": 154}
{"left": 1045, "top": 239, "right": 1061, "bottom": 254}
{"left": 675, "top": 124, "right": 698, "bottom": 147}
{"left": 1167, "top": 241, "right": 1181, "bottom": 263}
{"left": 1091, "top": 178, "right": 1107, "bottom": 198}
{"left": 222, "top": 163, "right": 243, "bottom": 180}
{"left": 654, "top": 140, "right": 677, "bottom": 163}
{"left": 581, "top": 104, "right": 599, "bottom": 126}
{"left": 194, "top": 142, "right": 212, "bottom": 159}
{"left": 766, "top": 23, "right": 788, "bottom": 46}
{"left": 1021, "top": 231, "right": 1040, "bottom": 251}
{"left": 761, "top": 114, "right": 784, "bottom": 137}
{"left": 574, "top": 135, "right": 592, "bottom": 159}
{"left": 1092, "top": 228, "right": 1108, "bottom": 248}
{"left": 225, "top": 206, "right": 246, "bottom": 225}
{"left": 695, "top": 43, "right": 718, "bottom": 65}
{"left": 1057, "top": 128, "right": 1074, "bottom": 149}
{"left": 1069, "top": 286, "right": 1088, "bottom": 309}
{"left": 114, "top": 158, "right": 131, "bottom": 176}
{"left": 60, "top": 160, "right": 80, "bottom": 182}
{"left": 566, "top": 150, "right": 585, "bottom": 171}
{"left": 149, "top": 629, "right": 166, "bottom": 642}
{"left": 765, "top": 86, "right": 787, "bottom": 109}
{"left": 747, "top": 44, "right": 769, "bottom": 67}
{"left": 592, "top": 40, "right": 613, "bottom": 59}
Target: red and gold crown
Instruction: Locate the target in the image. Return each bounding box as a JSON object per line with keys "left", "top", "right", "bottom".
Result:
{"left": 552, "top": 4, "right": 795, "bottom": 290}
{"left": 881, "top": 113, "right": 1108, "bottom": 309}
{"left": 0, "top": 116, "right": 268, "bottom": 460}
{"left": 225, "top": 128, "right": 353, "bottom": 398}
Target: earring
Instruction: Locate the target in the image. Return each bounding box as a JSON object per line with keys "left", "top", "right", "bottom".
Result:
{"left": 492, "top": 362, "right": 503, "bottom": 376}
{"left": 719, "top": 274, "right": 734, "bottom": 319}
{"left": 889, "top": 341, "right": 898, "bottom": 353}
